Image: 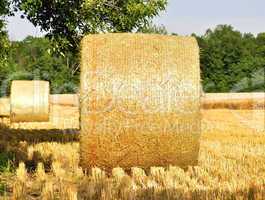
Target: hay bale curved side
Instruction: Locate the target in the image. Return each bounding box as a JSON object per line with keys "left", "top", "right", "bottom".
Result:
{"left": 80, "top": 33, "right": 201, "bottom": 171}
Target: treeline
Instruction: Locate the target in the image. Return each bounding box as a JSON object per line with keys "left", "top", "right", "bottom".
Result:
{"left": 195, "top": 25, "right": 265, "bottom": 92}
{"left": 1, "top": 37, "right": 79, "bottom": 96}
{"left": 1, "top": 25, "right": 264, "bottom": 95}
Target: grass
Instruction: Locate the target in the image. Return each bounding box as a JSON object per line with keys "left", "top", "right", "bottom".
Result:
{"left": 0, "top": 109, "right": 265, "bottom": 199}
{"left": 0, "top": 182, "right": 7, "bottom": 196}
{"left": 0, "top": 152, "right": 14, "bottom": 173}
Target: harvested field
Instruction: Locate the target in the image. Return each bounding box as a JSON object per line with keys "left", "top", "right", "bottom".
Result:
{"left": 0, "top": 109, "right": 264, "bottom": 199}
{"left": 203, "top": 93, "right": 265, "bottom": 109}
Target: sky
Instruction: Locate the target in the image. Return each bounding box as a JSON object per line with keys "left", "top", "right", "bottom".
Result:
{"left": 6, "top": 0, "right": 265, "bottom": 41}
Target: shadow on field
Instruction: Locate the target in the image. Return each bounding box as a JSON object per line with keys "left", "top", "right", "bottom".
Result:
{"left": 0, "top": 123, "right": 79, "bottom": 170}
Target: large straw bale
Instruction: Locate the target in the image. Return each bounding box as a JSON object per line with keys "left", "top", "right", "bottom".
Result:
{"left": 80, "top": 33, "right": 201, "bottom": 171}
{"left": 10, "top": 80, "right": 50, "bottom": 122}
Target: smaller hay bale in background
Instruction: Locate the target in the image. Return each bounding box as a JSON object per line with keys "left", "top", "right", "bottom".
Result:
{"left": 10, "top": 80, "right": 50, "bottom": 123}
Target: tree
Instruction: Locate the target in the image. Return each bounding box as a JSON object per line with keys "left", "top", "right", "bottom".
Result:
{"left": 139, "top": 23, "right": 168, "bottom": 35}
{"left": 256, "top": 33, "right": 265, "bottom": 57}
{"left": 0, "top": 0, "right": 11, "bottom": 95}
{"left": 0, "top": 0, "right": 10, "bottom": 46}
{"left": 0, "top": 0, "right": 10, "bottom": 23}
{"left": 195, "top": 25, "right": 265, "bottom": 92}
{"left": 0, "top": 0, "right": 10, "bottom": 58}
{"left": 14, "top": 0, "right": 168, "bottom": 53}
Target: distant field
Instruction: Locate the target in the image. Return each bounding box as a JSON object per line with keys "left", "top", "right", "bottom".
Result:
{"left": 0, "top": 109, "right": 265, "bottom": 199}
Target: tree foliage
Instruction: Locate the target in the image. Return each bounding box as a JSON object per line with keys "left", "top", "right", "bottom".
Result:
{"left": 0, "top": 0, "right": 10, "bottom": 20}
{"left": 0, "top": 0, "right": 11, "bottom": 91}
{"left": 13, "top": 0, "right": 168, "bottom": 53}
{"left": 0, "top": 0, "right": 10, "bottom": 42}
{"left": 139, "top": 23, "right": 167, "bottom": 35}
{"left": 194, "top": 25, "right": 265, "bottom": 92}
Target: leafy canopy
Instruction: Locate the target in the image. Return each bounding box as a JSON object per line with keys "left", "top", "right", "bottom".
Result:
{"left": 0, "top": 0, "right": 11, "bottom": 87}
{"left": 13, "top": 0, "right": 168, "bottom": 53}
{"left": 194, "top": 25, "right": 265, "bottom": 92}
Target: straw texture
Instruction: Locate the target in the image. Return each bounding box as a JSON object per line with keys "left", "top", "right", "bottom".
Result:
{"left": 80, "top": 33, "right": 201, "bottom": 171}
{"left": 0, "top": 104, "right": 79, "bottom": 130}
{"left": 202, "top": 93, "right": 265, "bottom": 109}
{"left": 50, "top": 94, "right": 79, "bottom": 107}
{"left": 0, "top": 97, "right": 10, "bottom": 116}
{"left": 10, "top": 81, "right": 50, "bottom": 122}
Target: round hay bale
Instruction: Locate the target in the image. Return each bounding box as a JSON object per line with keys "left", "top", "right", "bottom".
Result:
{"left": 80, "top": 33, "right": 201, "bottom": 171}
{"left": 10, "top": 80, "right": 50, "bottom": 122}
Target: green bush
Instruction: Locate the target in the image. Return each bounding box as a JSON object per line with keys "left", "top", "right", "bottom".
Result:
{"left": 0, "top": 152, "right": 14, "bottom": 173}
